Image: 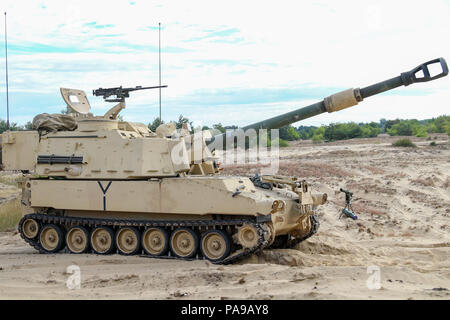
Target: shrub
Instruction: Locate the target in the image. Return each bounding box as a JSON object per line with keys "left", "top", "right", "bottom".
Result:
{"left": 278, "top": 138, "right": 290, "bottom": 147}
{"left": 430, "top": 141, "right": 437, "bottom": 146}
{"left": 0, "top": 199, "right": 22, "bottom": 231}
{"left": 392, "top": 138, "right": 416, "bottom": 148}
{"left": 311, "top": 134, "right": 323, "bottom": 144}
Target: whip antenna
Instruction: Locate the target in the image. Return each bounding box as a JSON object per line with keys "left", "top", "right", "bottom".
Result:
{"left": 4, "top": 11, "right": 9, "bottom": 130}
{"left": 158, "top": 22, "right": 162, "bottom": 122}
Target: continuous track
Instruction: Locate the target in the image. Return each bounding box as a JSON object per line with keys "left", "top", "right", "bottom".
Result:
{"left": 18, "top": 213, "right": 319, "bottom": 264}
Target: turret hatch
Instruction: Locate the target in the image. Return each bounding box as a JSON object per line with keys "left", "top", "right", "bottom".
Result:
{"left": 60, "top": 88, "right": 91, "bottom": 114}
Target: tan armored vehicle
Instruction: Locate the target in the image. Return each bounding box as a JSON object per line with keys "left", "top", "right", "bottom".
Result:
{"left": 1, "top": 58, "right": 448, "bottom": 263}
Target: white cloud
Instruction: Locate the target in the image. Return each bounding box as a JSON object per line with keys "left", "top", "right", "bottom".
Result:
{"left": 0, "top": 0, "right": 449, "bottom": 126}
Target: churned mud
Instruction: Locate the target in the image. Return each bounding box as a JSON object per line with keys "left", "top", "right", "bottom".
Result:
{"left": 0, "top": 134, "right": 449, "bottom": 299}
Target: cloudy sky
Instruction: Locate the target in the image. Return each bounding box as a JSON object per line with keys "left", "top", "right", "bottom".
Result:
{"left": 0, "top": 0, "right": 449, "bottom": 128}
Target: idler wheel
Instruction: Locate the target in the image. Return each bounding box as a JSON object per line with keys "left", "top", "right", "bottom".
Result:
{"left": 115, "top": 227, "right": 141, "bottom": 255}
{"left": 142, "top": 227, "right": 169, "bottom": 256}
{"left": 22, "top": 218, "right": 40, "bottom": 239}
{"left": 90, "top": 226, "right": 115, "bottom": 255}
{"left": 200, "top": 229, "right": 231, "bottom": 262}
{"left": 170, "top": 228, "right": 198, "bottom": 258}
{"left": 237, "top": 224, "right": 259, "bottom": 249}
{"left": 66, "top": 226, "right": 90, "bottom": 254}
{"left": 39, "top": 224, "right": 64, "bottom": 253}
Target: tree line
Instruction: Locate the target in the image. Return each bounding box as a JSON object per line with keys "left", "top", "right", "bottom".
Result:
{"left": 150, "top": 114, "right": 449, "bottom": 145}
{"left": 292, "top": 115, "right": 450, "bottom": 143}
{"left": 2, "top": 114, "right": 448, "bottom": 146}
{"left": 0, "top": 120, "right": 33, "bottom": 133}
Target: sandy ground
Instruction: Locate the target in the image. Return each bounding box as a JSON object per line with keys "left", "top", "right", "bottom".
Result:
{"left": 0, "top": 135, "right": 449, "bottom": 299}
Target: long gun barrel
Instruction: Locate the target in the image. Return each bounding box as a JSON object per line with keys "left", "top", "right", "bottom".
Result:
{"left": 235, "top": 58, "right": 447, "bottom": 131}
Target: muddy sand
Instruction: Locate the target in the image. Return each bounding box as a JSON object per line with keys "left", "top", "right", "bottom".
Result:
{"left": 0, "top": 135, "right": 449, "bottom": 299}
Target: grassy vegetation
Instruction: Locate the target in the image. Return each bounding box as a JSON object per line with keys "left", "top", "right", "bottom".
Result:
{"left": 0, "top": 175, "right": 21, "bottom": 186}
{"left": 0, "top": 199, "right": 22, "bottom": 231}
{"left": 392, "top": 138, "right": 417, "bottom": 148}
{"left": 278, "top": 139, "right": 290, "bottom": 147}
{"left": 311, "top": 134, "right": 323, "bottom": 144}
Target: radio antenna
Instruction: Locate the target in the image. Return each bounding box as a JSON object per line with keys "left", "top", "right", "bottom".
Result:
{"left": 4, "top": 11, "right": 10, "bottom": 130}
{"left": 158, "top": 22, "right": 162, "bottom": 122}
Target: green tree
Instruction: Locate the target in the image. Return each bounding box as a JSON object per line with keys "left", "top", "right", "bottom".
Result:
{"left": 295, "top": 125, "right": 317, "bottom": 140}
{"left": 279, "top": 125, "right": 300, "bottom": 141}
{"left": 385, "top": 119, "right": 401, "bottom": 131}
{"left": 414, "top": 125, "right": 428, "bottom": 138}
{"left": 360, "top": 123, "right": 380, "bottom": 138}
{"left": 387, "top": 120, "right": 415, "bottom": 136}
{"left": 324, "top": 122, "right": 362, "bottom": 141}
{"left": 310, "top": 126, "right": 325, "bottom": 143}
{"left": 0, "top": 119, "right": 20, "bottom": 133}
{"left": 175, "top": 115, "right": 193, "bottom": 131}
{"left": 311, "top": 134, "right": 323, "bottom": 144}
{"left": 387, "top": 119, "right": 427, "bottom": 137}
{"left": 445, "top": 122, "right": 450, "bottom": 136}
{"left": 225, "top": 125, "right": 238, "bottom": 131}
{"left": 212, "top": 123, "right": 226, "bottom": 133}
{"left": 424, "top": 115, "right": 450, "bottom": 134}
{"left": 148, "top": 117, "right": 164, "bottom": 132}
{"left": 433, "top": 115, "right": 450, "bottom": 132}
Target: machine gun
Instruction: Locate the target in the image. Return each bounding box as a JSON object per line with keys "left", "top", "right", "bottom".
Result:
{"left": 339, "top": 188, "right": 358, "bottom": 220}
{"left": 93, "top": 85, "right": 168, "bottom": 102}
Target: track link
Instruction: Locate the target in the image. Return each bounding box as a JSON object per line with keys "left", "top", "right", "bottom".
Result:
{"left": 285, "top": 214, "right": 320, "bottom": 248}
{"left": 18, "top": 213, "right": 320, "bottom": 264}
{"left": 268, "top": 215, "right": 320, "bottom": 249}
{"left": 18, "top": 213, "right": 271, "bottom": 264}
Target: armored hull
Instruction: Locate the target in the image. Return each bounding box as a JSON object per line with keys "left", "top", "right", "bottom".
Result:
{"left": 18, "top": 175, "right": 320, "bottom": 263}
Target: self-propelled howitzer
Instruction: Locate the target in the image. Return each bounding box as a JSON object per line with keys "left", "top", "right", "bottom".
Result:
{"left": 1, "top": 58, "right": 447, "bottom": 264}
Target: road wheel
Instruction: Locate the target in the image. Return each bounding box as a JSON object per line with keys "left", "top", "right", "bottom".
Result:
{"left": 90, "top": 226, "right": 115, "bottom": 255}
{"left": 237, "top": 224, "right": 259, "bottom": 249}
{"left": 142, "top": 227, "right": 169, "bottom": 256}
{"left": 170, "top": 228, "right": 198, "bottom": 258}
{"left": 115, "top": 227, "right": 140, "bottom": 255}
{"left": 66, "top": 226, "right": 90, "bottom": 254}
{"left": 39, "top": 224, "right": 64, "bottom": 253}
{"left": 200, "top": 229, "right": 231, "bottom": 262}
{"left": 22, "top": 218, "right": 40, "bottom": 239}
